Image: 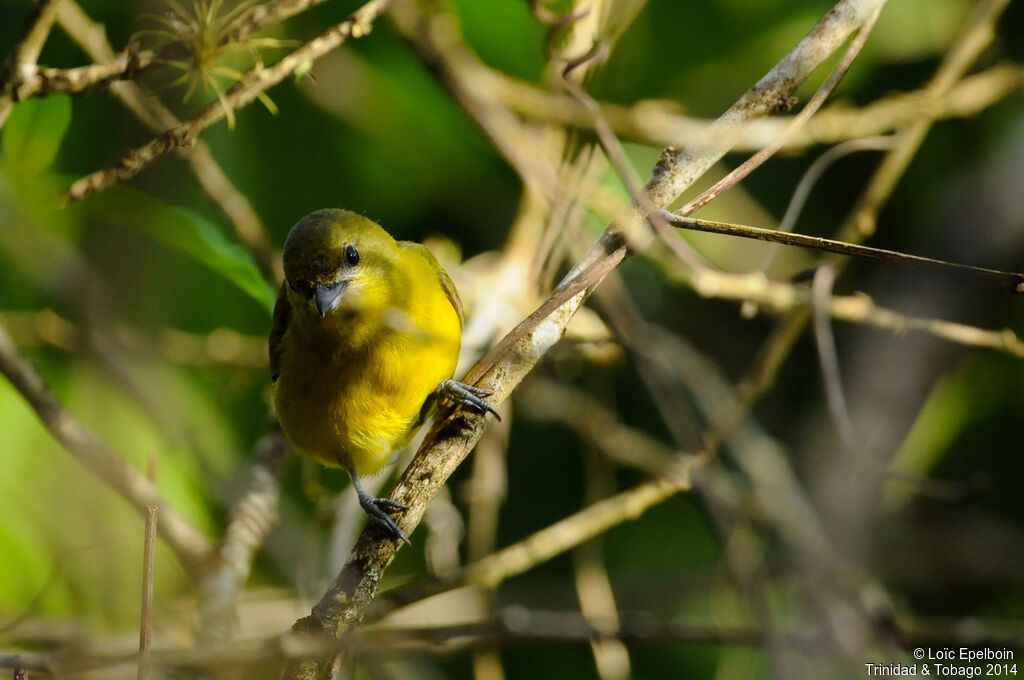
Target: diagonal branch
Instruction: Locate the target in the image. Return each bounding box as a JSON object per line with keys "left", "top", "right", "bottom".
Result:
{"left": 63, "top": 0, "right": 393, "bottom": 204}
{"left": 55, "top": 0, "right": 282, "bottom": 283}
{"left": 721, "top": 0, "right": 1013, "bottom": 450}
{"left": 8, "top": 0, "right": 341, "bottom": 101}
{"left": 0, "top": 323, "right": 214, "bottom": 578}
{"left": 676, "top": 7, "right": 881, "bottom": 216}
{"left": 642, "top": 0, "right": 886, "bottom": 210}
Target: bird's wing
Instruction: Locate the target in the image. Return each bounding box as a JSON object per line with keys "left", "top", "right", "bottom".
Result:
{"left": 269, "top": 283, "right": 291, "bottom": 383}
{"left": 436, "top": 266, "right": 464, "bottom": 328}
{"left": 401, "top": 242, "right": 465, "bottom": 328}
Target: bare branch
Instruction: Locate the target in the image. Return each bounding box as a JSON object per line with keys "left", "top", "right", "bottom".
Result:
{"left": 12, "top": 0, "right": 339, "bottom": 101}
{"left": 56, "top": 1, "right": 282, "bottom": 282}
{"left": 196, "top": 429, "right": 291, "bottom": 644}
{"left": 677, "top": 7, "right": 881, "bottom": 216}
{"left": 0, "top": 0, "right": 63, "bottom": 128}
{"left": 656, "top": 261, "right": 1024, "bottom": 360}
{"left": 137, "top": 505, "right": 158, "bottom": 680}
{"left": 644, "top": 0, "right": 886, "bottom": 210}
{"left": 811, "top": 263, "right": 859, "bottom": 454}
{"left": 63, "top": 0, "right": 393, "bottom": 203}
{"left": 0, "top": 322, "right": 214, "bottom": 577}
{"left": 11, "top": 45, "right": 154, "bottom": 100}
{"left": 486, "top": 63, "right": 1024, "bottom": 151}
{"left": 660, "top": 213, "right": 1024, "bottom": 291}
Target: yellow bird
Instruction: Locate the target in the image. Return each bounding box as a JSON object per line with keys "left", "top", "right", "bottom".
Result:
{"left": 270, "top": 209, "right": 496, "bottom": 543}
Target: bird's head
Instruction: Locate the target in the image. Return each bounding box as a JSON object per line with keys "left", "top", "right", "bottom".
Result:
{"left": 282, "top": 209, "right": 395, "bottom": 320}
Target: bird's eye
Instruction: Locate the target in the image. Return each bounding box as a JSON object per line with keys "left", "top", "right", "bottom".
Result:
{"left": 344, "top": 244, "right": 360, "bottom": 267}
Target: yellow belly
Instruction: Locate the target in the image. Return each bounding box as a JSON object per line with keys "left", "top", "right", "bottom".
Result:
{"left": 273, "top": 318, "right": 459, "bottom": 475}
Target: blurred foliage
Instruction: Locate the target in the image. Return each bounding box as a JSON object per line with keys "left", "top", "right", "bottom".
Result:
{"left": 1, "top": 0, "right": 1023, "bottom": 677}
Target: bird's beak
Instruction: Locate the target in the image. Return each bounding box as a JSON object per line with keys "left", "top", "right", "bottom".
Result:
{"left": 313, "top": 281, "right": 346, "bottom": 318}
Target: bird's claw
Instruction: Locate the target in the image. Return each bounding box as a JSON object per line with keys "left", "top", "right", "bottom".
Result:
{"left": 357, "top": 492, "right": 410, "bottom": 545}
{"left": 438, "top": 379, "right": 501, "bottom": 421}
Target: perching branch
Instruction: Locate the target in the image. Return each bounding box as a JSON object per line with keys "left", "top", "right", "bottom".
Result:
{"left": 0, "top": 322, "right": 214, "bottom": 578}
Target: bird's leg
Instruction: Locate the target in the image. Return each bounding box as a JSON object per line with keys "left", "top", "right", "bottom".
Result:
{"left": 349, "top": 467, "right": 410, "bottom": 545}
{"left": 427, "top": 379, "right": 501, "bottom": 422}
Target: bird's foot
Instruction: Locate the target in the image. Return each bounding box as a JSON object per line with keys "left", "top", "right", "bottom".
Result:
{"left": 349, "top": 467, "right": 410, "bottom": 544}
{"left": 437, "top": 379, "right": 501, "bottom": 421}
{"left": 356, "top": 490, "right": 410, "bottom": 545}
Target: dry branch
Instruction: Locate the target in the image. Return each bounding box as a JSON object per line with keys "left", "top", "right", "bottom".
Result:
{"left": 63, "top": 0, "right": 393, "bottom": 203}
{"left": 486, "top": 63, "right": 1024, "bottom": 152}
{"left": 196, "top": 429, "right": 291, "bottom": 644}
{"left": 659, "top": 261, "right": 1024, "bottom": 360}
{"left": 663, "top": 214, "right": 1024, "bottom": 291}
{"left": 10, "top": 0, "right": 338, "bottom": 101}
{"left": 0, "top": 0, "right": 62, "bottom": 128}
{"left": 56, "top": 0, "right": 282, "bottom": 282}
{"left": 0, "top": 322, "right": 213, "bottom": 577}
{"left": 712, "top": 0, "right": 1013, "bottom": 449}
{"left": 643, "top": 0, "right": 885, "bottom": 210}
{"left": 138, "top": 505, "right": 158, "bottom": 680}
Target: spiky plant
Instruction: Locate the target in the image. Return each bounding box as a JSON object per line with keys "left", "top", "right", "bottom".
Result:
{"left": 138, "top": 0, "right": 292, "bottom": 128}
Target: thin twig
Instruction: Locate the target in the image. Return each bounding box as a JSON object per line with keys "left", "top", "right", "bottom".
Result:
{"left": 11, "top": 46, "right": 155, "bottom": 99}
{"left": 0, "top": 0, "right": 63, "bottom": 128}
{"left": 643, "top": 0, "right": 886, "bottom": 210}
{"left": 660, "top": 213, "right": 1024, "bottom": 291}
{"left": 574, "top": 441, "right": 633, "bottom": 680}
{"left": 720, "top": 0, "right": 1013, "bottom": 444}
{"left": 837, "top": 0, "right": 1013, "bottom": 246}
{"left": 196, "top": 429, "right": 291, "bottom": 645}
{"left": 483, "top": 63, "right": 1024, "bottom": 152}
{"left": 56, "top": 0, "right": 282, "bottom": 283}
{"left": 811, "top": 263, "right": 859, "bottom": 454}
{"left": 12, "top": 0, "right": 339, "bottom": 101}
{"left": 138, "top": 505, "right": 159, "bottom": 680}
{"left": 0, "top": 322, "right": 214, "bottom": 577}
{"left": 677, "top": 7, "right": 882, "bottom": 216}
{"left": 753, "top": 135, "right": 895, "bottom": 279}
{"left": 63, "top": 0, "right": 393, "bottom": 203}
{"left": 654, "top": 258, "right": 1024, "bottom": 359}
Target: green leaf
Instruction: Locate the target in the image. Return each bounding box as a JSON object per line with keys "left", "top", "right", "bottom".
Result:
{"left": 75, "top": 186, "right": 276, "bottom": 313}
{"left": 2, "top": 94, "right": 72, "bottom": 174}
